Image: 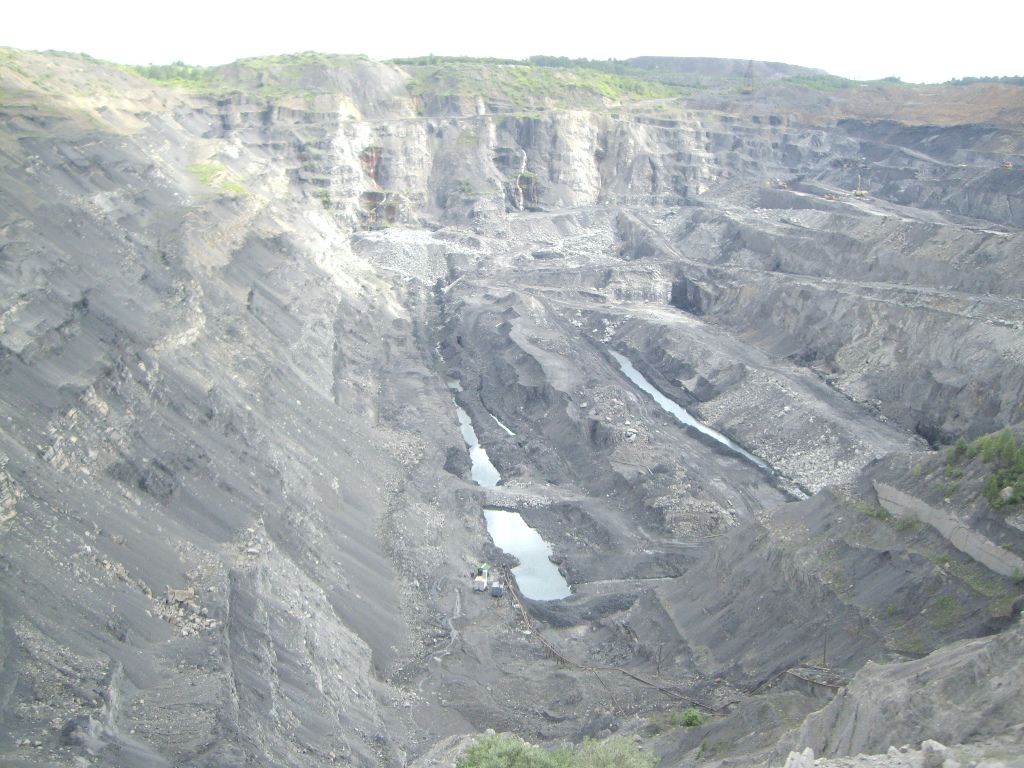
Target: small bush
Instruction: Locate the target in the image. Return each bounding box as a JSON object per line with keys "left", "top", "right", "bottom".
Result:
{"left": 1012, "top": 566, "right": 1024, "bottom": 587}
{"left": 894, "top": 514, "right": 923, "bottom": 532}
{"left": 983, "top": 474, "right": 1001, "bottom": 505}
{"left": 848, "top": 495, "right": 889, "bottom": 520}
{"left": 681, "top": 707, "right": 704, "bottom": 727}
{"left": 982, "top": 433, "right": 999, "bottom": 463}
{"left": 867, "top": 505, "right": 891, "bottom": 520}
{"left": 996, "top": 429, "right": 1018, "bottom": 466}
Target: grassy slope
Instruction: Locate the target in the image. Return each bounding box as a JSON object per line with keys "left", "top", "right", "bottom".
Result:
{"left": 400, "top": 61, "right": 689, "bottom": 113}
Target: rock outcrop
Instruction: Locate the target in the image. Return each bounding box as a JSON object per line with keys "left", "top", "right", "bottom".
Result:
{"left": 875, "top": 482, "right": 1024, "bottom": 577}
{"left": 792, "top": 618, "right": 1024, "bottom": 758}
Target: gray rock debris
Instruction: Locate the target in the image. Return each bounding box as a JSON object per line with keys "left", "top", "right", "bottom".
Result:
{"left": 783, "top": 746, "right": 815, "bottom": 768}
{"left": 794, "top": 619, "right": 1024, "bottom": 758}
{"left": 922, "top": 739, "right": 960, "bottom": 768}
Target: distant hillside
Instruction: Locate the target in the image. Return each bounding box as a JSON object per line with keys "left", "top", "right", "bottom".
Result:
{"left": 626, "top": 56, "right": 828, "bottom": 79}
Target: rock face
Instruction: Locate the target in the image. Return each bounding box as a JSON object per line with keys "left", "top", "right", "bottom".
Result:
{"left": 792, "top": 619, "right": 1024, "bottom": 758}
{"left": 783, "top": 747, "right": 816, "bottom": 768}
{"left": 875, "top": 482, "right": 1024, "bottom": 577}
{"left": 1, "top": 48, "right": 1023, "bottom": 767}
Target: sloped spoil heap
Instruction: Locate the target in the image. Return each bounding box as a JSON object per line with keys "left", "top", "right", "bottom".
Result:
{"left": 0, "top": 49, "right": 1022, "bottom": 768}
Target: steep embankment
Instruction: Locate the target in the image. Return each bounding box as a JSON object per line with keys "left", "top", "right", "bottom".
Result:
{"left": 794, "top": 618, "right": 1024, "bottom": 758}
{"left": 0, "top": 49, "right": 484, "bottom": 767}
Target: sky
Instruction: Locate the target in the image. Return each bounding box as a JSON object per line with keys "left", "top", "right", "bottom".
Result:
{"left": 3, "top": 0, "right": 1022, "bottom": 84}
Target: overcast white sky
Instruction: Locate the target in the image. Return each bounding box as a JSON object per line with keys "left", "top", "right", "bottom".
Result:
{"left": 4, "top": 0, "right": 1022, "bottom": 84}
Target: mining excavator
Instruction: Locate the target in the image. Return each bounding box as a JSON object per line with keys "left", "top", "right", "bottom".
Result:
{"left": 853, "top": 174, "right": 869, "bottom": 198}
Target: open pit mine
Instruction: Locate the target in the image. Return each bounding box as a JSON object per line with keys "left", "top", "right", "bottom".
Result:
{"left": 0, "top": 50, "right": 1022, "bottom": 768}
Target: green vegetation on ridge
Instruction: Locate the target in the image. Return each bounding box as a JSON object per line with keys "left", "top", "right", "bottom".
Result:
{"left": 123, "top": 60, "right": 209, "bottom": 84}
{"left": 946, "top": 428, "right": 1024, "bottom": 508}
{"left": 392, "top": 54, "right": 683, "bottom": 82}
{"left": 403, "top": 60, "right": 683, "bottom": 112}
{"left": 18, "top": 46, "right": 1015, "bottom": 112}
{"left": 945, "top": 75, "right": 1024, "bottom": 86}
{"left": 117, "top": 52, "right": 707, "bottom": 106}
{"left": 118, "top": 51, "right": 372, "bottom": 98}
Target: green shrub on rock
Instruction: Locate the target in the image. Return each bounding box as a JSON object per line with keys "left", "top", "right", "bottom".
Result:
{"left": 457, "top": 734, "right": 653, "bottom": 768}
{"left": 681, "top": 707, "right": 704, "bottom": 727}
{"left": 457, "top": 734, "right": 567, "bottom": 768}
{"left": 576, "top": 736, "right": 656, "bottom": 768}
{"left": 958, "top": 429, "right": 1024, "bottom": 509}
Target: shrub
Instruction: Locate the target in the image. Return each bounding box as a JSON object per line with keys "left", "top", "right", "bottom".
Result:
{"left": 981, "top": 434, "right": 998, "bottom": 463}
{"left": 457, "top": 734, "right": 654, "bottom": 768}
{"left": 962, "top": 430, "right": 1024, "bottom": 510}
{"left": 1012, "top": 566, "right": 1024, "bottom": 587}
{"left": 983, "top": 474, "right": 1001, "bottom": 505}
{"left": 681, "top": 707, "right": 704, "bottom": 727}
{"left": 867, "top": 505, "right": 891, "bottom": 520}
{"left": 576, "top": 736, "right": 656, "bottom": 768}
{"left": 457, "top": 734, "right": 565, "bottom": 768}
{"left": 996, "top": 429, "right": 1017, "bottom": 466}
{"left": 894, "top": 514, "right": 923, "bottom": 532}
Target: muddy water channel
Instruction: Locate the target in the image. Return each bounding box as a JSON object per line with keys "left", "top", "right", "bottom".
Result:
{"left": 455, "top": 405, "right": 502, "bottom": 487}
{"left": 450, "top": 384, "right": 570, "bottom": 600}
{"left": 608, "top": 349, "right": 768, "bottom": 470}
{"left": 484, "top": 508, "right": 571, "bottom": 601}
